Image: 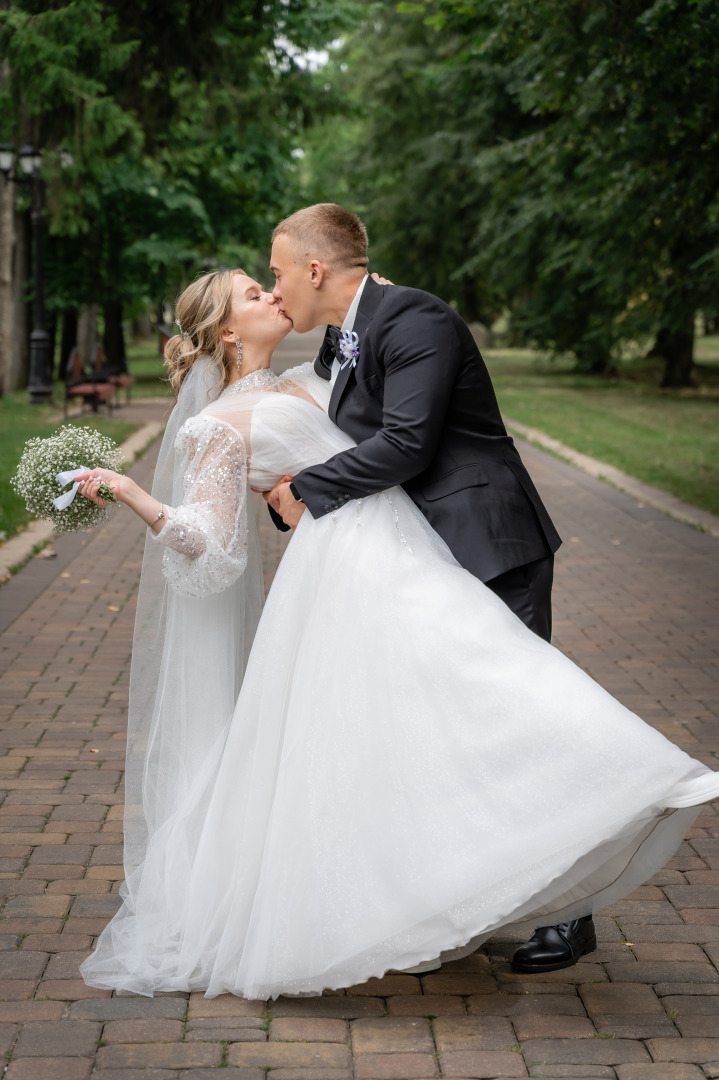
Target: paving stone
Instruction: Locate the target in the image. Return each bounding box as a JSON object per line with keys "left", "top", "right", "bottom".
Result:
{"left": 346, "top": 974, "right": 421, "bottom": 996}
{"left": 13, "top": 1019, "right": 100, "bottom": 1056}
{"left": 2, "top": 895, "right": 71, "bottom": 918}
{"left": 175, "top": 1072, "right": 262, "bottom": 1080}
{"left": 102, "top": 1018, "right": 184, "bottom": 1042}
{"left": 90, "top": 1072, "right": 177, "bottom": 1080}
{"left": 605, "top": 963, "right": 719, "bottom": 984}
{"left": 0, "top": 981, "right": 36, "bottom": 1001}
{"left": 185, "top": 1025, "right": 266, "bottom": 1042}
{"left": 580, "top": 983, "right": 664, "bottom": 1015}
{"left": 498, "top": 963, "right": 608, "bottom": 985}
{"left": 0, "top": 1001, "right": 65, "bottom": 1021}
{"left": 432, "top": 1015, "right": 517, "bottom": 1052}
{"left": 6, "top": 1061, "right": 92, "bottom": 1080}
{"left": 654, "top": 984, "right": 719, "bottom": 997}
{"left": 35, "top": 979, "right": 112, "bottom": 1000}
{"left": 662, "top": 995, "right": 719, "bottom": 1015}
{"left": 185, "top": 1017, "right": 263, "bottom": 1032}
{"left": 421, "top": 972, "right": 498, "bottom": 995}
{"left": 67, "top": 895, "right": 121, "bottom": 918}
{"left": 20, "top": 935, "right": 93, "bottom": 953}
{"left": 387, "top": 994, "right": 466, "bottom": 1016}
{"left": 439, "top": 1049, "right": 528, "bottom": 1077}
{"left": 606, "top": 901, "right": 684, "bottom": 923}
{"left": 620, "top": 924, "right": 719, "bottom": 943}
{"left": 675, "top": 1016, "right": 719, "bottom": 1037}
{"left": 44, "top": 951, "right": 90, "bottom": 979}
{"left": 227, "top": 1043, "right": 351, "bottom": 1068}
{"left": 95, "top": 1044, "right": 223, "bottom": 1068}
{"left": 0, "top": 950, "right": 48, "bottom": 979}
{"left": 594, "top": 1015, "right": 679, "bottom": 1038}
{"left": 615, "top": 1067, "right": 706, "bottom": 1080}
{"left": 521, "top": 1038, "right": 651, "bottom": 1065}
{"left": 527, "top": 1068, "right": 615, "bottom": 1079}
{"left": 647, "top": 1038, "right": 719, "bottom": 1062}
{"left": 270, "top": 1017, "right": 348, "bottom": 1042}
{"left": 467, "top": 993, "right": 586, "bottom": 1017}
{"left": 270, "top": 997, "right": 385, "bottom": 1019}
{"left": 70, "top": 996, "right": 187, "bottom": 1021}
{"left": 187, "top": 993, "right": 265, "bottom": 1019}
{"left": 513, "top": 1015, "right": 596, "bottom": 1039}
{"left": 354, "top": 1053, "right": 439, "bottom": 1078}
{"left": 351, "top": 1017, "right": 434, "bottom": 1054}
{"left": 664, "top": 886, "right": 719, "bottom": 909}
{"left": 632, "top": 944, "right": 707, "bottom": 962}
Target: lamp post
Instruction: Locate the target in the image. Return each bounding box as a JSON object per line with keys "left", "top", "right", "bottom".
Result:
{"left": 0, "top": 143, "right": 53, "bottom": 403}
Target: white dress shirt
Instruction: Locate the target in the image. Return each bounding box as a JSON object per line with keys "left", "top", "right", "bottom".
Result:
{"left": 329, "top": 275, "right": 368, "bottom": 389}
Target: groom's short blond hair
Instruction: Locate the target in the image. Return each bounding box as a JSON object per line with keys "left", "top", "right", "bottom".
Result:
{"left": 273, "top": 204, "right": 369, "bottom": 271}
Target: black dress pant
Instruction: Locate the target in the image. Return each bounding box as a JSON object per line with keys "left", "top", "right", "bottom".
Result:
{"left": 485, "top": 554, "right": 554, "bottom": 643}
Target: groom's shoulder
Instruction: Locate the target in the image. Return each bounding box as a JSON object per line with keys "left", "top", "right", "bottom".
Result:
{"left": 376, "top": 284, "right": 466, "bottom": 330}
{"left": 381, "top": 283, "right": 454, "bottom": 314}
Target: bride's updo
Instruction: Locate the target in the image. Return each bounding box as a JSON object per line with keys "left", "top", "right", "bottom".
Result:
{"left": 164, "top": 268, "right": 247, "bottom": 396}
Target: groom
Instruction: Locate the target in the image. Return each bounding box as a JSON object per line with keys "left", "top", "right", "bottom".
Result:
{"left": 266, "top": 202, "right": 596, "bottom": 973}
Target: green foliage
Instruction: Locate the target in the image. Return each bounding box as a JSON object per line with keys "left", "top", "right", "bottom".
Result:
{"left": 0, "top": 0, "right": 362, "bottom": 319}
{"left": 302, "top": 0, "right": 719, "bottom": 384}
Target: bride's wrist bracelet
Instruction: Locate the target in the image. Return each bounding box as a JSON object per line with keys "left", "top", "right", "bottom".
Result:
{"left": 147, "top": 504, "right": 165, "bottom": 528}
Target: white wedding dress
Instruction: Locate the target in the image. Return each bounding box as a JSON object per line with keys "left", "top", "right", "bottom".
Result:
{"left": 80, "top": 363, "right": 719, "bottom": 1000}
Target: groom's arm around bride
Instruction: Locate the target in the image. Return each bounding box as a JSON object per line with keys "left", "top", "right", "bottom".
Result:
{"left": 268, "top": 203, "right": 561, "bottom": 642}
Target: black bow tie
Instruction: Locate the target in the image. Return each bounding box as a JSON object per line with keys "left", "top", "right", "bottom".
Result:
{"left": 316, "top": 326, "right": 342, "bottom": 378}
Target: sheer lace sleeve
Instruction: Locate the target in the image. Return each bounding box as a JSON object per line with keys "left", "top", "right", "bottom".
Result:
{"left": 153, "top": 414, "right": 249, "bottom": 599}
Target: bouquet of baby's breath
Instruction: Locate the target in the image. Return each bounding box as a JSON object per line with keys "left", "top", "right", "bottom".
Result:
{"left": 11, "top": 425, "right": 125, "bottom": 536}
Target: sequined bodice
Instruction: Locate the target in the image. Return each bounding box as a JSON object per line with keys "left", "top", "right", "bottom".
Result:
{"left": 220, "top": 369, "right": 279, "bottom": 396}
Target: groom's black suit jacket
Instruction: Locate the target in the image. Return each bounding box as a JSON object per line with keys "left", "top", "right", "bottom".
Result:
{"left": 289, "top": 277, "right": 561, "bottom": 583}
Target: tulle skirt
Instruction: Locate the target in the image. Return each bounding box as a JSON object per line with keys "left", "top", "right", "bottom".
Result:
{"left": 81, "top": 487, "right": 715, "bottom": 998}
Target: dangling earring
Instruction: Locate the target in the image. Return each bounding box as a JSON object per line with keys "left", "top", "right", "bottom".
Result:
{"left": 235, "top": 338, "right": 243, "bottom": 373}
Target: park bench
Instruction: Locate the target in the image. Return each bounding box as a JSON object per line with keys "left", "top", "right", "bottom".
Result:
{"left": 63, "top": 347, "right": 116, "bottom": 418}
{"left": 90, "top": 346, "right": 136, "bottom": 405}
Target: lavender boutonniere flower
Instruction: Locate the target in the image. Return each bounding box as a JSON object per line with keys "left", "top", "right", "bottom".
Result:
{"left": 338, "top": 330, "right": 360, "bottom": 370}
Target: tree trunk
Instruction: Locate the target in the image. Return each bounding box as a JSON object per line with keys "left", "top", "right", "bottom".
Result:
{"left": 77, "top": 305, "right": 98, "bottom": 367}
{"left": 47, "top": 309, "right": 58, "bottom": 381}
{"left": 8, "top": 208, "right": 31, "bottom": 391}
{"left": 0, "top": 179, "right": 14, "bottom": 397}
{"left": 657, "top": 316, "right": 695, "bottom": 388}
{"left": 103, "top": 300, "right": 127, "bottom": 372}
{"left": 660, "top": 321, "right": 695, "bottom": 388}
{"left": 60, "top": 309, "right": 78, "bottom": 381}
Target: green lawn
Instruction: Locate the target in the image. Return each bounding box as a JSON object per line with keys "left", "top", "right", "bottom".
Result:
{"left": 125, "top": 340, "right": 173, "bottom": 398}
{"left": 0, "top": 392, "right": 138, "bottom": 542}
{"left": 487, "top": 337, "right": 719, "bottom": 517}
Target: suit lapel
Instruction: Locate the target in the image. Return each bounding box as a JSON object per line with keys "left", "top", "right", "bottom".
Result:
{"left": 329, "top": 277, "right": 385, "bottom": 422}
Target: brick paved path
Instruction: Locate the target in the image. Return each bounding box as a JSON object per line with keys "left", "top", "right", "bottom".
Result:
{"left": 0, "top": 336, "right": 718, "bottom": 1080}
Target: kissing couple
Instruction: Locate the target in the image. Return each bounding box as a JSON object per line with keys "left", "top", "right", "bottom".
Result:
{"left": 78, "top": 203, "right": 719, "bottom": 999}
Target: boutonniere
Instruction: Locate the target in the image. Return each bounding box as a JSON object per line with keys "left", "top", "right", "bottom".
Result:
{"left": 338, "top": 330, "right": 359, "bottom": 370}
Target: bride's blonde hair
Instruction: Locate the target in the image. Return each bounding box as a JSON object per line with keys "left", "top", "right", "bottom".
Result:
{"left": 164, "top": 268, "right": 247, "bottom": 396}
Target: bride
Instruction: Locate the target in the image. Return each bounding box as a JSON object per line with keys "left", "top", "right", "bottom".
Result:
{"left": 77, "top": 266, "right": 719, "bottom": 1000}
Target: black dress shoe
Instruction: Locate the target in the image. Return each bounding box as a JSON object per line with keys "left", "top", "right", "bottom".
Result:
{"left": 511, "top": 915, "right": 597, "bottom": 974}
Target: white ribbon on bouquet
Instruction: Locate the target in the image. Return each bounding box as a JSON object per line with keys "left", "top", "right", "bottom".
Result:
{"left": 52, "top": 467, "right": 92, "bottom": 511}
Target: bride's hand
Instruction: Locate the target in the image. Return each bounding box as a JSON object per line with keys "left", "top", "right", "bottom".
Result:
{"left": 262, "top": 475, "right": 293, "bottom": 512}
{"left": 371, "top": 272, "right": 394, "bottom": 286}
{"left": 76, "top": 468, "right": 129, "bottom": 507}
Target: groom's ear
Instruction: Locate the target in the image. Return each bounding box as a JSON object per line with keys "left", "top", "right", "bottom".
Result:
{"left": 309, "top": 259, "right": 325, "bottom": 290}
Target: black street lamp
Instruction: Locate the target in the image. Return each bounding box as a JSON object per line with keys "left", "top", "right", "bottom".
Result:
{"left": 0, "top": 143, "right": 53, "bottom": 403}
